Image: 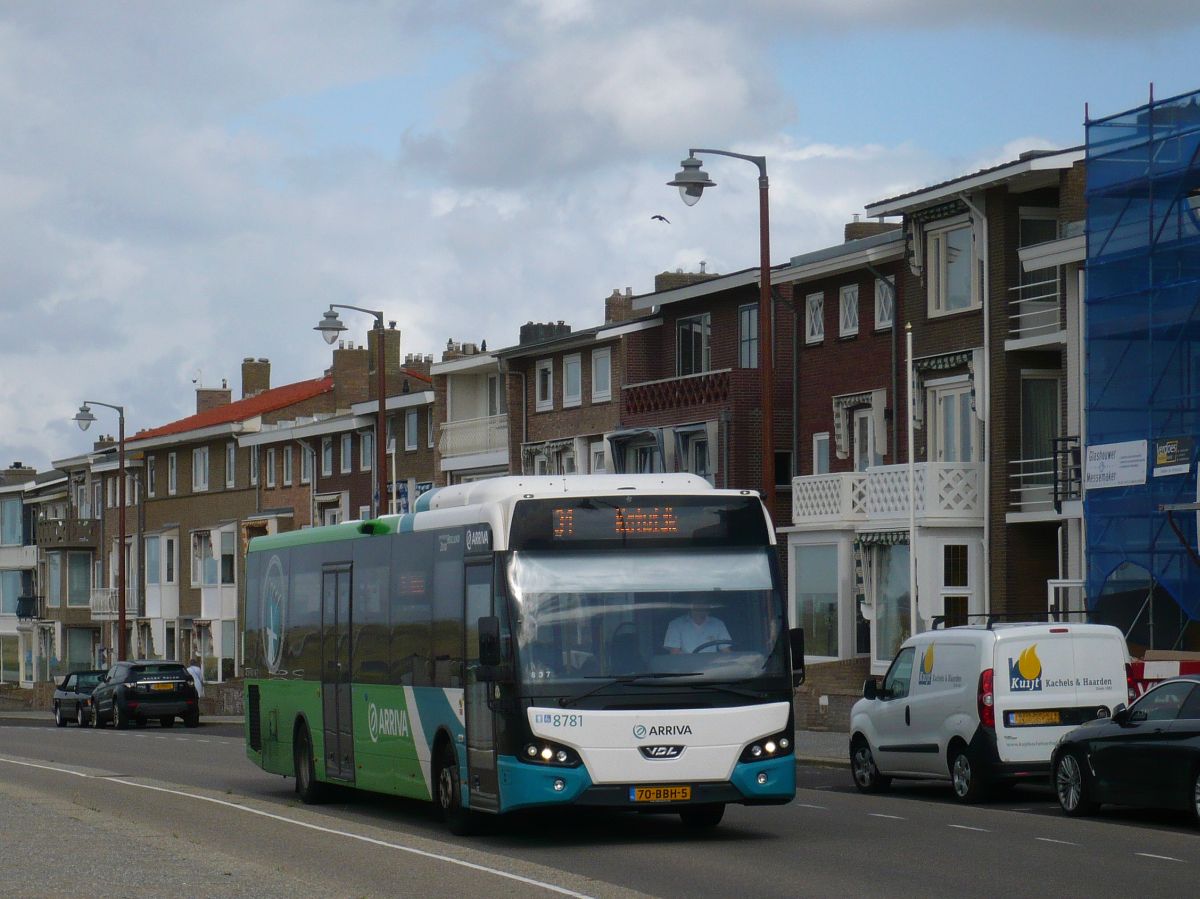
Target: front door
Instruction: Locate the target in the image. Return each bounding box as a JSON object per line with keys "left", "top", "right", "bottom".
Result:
{"left": 464, "top": 561, "right": 499, "bottom": 809}
{"left": 321, "top": 565, "right": 355, "bottom": 782}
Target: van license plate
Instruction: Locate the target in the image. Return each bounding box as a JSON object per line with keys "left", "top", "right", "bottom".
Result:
{"left": 630, "top": 786, "right": 691, "bottom": 802}
{"left": 1008, "top": 710, "right": 1060, "bottom": 726}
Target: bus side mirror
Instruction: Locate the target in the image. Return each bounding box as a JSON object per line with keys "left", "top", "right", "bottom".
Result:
{"left": 789, "top": 627, "right": 805, "bottom": 687}
{"left": 478, "top": 615, "right": 502, "bottom": 668}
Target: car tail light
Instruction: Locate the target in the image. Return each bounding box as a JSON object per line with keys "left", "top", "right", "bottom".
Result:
{"left": 1125, "top": 663, "right": 1136, "bottom": 705}
{"left": 978, "top": 668, "right": 995, "bottom": 728}
{"left": 127, "top": 701, "right": 139, "bottom": 710}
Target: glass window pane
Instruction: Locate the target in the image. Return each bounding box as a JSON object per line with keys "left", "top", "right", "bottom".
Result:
{"left": 874, "top": 544, "right": 911, "bottom": 661}
{"left": 795, "top": 545, "right": 838, "bottom": 656}
{"left": 146, "top": 536, "right": 160, "bottom": 585}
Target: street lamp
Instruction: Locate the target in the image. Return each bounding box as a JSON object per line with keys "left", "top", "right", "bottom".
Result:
{"left": 669, "top": 148, "right": 775, "bottom": 516}
{"left": 315, "top": 304, "right": 388, "bottom": 517}
{"left": 74, "top": 400, "right": 127, "bottom": 662}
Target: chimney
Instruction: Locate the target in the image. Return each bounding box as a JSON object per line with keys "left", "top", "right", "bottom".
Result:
{"left": 241, "top": 357, "right": 270, "bottom": 398}
{"left": 441, "top": 339, "right": 463, "bottom": 362}
{"left": 844, "top": 219, "right": 900, "bottom": 242}
{"left": 519, "top": 321, "right": 572, "bottom": 345}
{"left": 196, "top": 385, "right": 232, "bottom": 414}
{"left": 605, "top": 288, "right": 635, "bottom": 323}
{"left": 654, "top": 266, "right": 719, "bottom": 292}
{"left": 92, "top": 435, "right": 116, "bottom": 452}
{"left": 0, "top": 461, "right": 37, "bottom": 486}
{"left": 332, "top": 342, "right": 370, "bottom": 409}
{"left": 403, "top": 353, "right": 433, "bottom": 378}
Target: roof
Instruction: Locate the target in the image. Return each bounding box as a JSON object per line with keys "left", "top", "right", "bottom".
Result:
{"left": 632, "top": 264, "right": 794, "bottom": 312}
{"left": 131, "top": 376, "right": 333, "bottom": 443}
{"left": 865, "top": 147, "right": 1084, "bottom": 217}
{"left": 777, "top": 230, "right": 905, "bottom": 284}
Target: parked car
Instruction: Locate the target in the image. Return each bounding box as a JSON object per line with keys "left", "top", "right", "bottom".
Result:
{"left": 850, "top": 622, "right": 1132, "bottom": 802}
{"left": 52, "top": 669, "right": 107, "bottom": 727}
{"left": 91, "top": 660, "right": 200, "bottom": 729}
{"left": 1052, "top": 676, "right": 1200, "bottom": 824}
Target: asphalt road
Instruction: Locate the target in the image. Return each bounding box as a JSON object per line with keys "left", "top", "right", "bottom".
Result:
{"left": 1, "top": 719, "right": 1198, "bottom": 898}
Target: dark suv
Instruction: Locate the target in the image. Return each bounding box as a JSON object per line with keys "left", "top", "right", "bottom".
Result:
{"left": 92, "top": 660, "right": 200, "bottom": 729}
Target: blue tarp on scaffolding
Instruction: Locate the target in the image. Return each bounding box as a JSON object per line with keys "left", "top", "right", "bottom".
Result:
{"left": 1085, "top": 88, "right": 1200, "bottom": 635}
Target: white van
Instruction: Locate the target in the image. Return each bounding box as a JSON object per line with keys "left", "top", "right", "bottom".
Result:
{"left": 849, "top": 622, "right": 1132, "bottom": 802}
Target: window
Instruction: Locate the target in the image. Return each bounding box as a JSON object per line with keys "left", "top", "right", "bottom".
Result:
{"left": 265, "top": 448, "right": 276, "bottom": 488}
{"left": 147, "top": 455, "right": 156, "bottom": 497}
{"left": 942, "top": 544, "right": 970, "bottom": 627}
{"left": 590, "top": 441, "right": 607, "bottom": 474}
{"left": 1020, "top": 373, "right": 1061, "bottom": 483}
{"left": 165, "top": 538, "right": 175, "bottom": 584}
{"left": 249, "top": 448, "right": 258, "bottom": 486}
{"left": 927, "top": 218, "right": 976, "bottom": 315}
{"left": 225, "top": 442, "right": 236, "bottom": 488}
{"left": 427, "top": 410, "right": 435, "bottom": 448}
{"left": 875, "top": 276, "right": 895, "bottom": 330}
{"left": 47, "top": 552, "right": 62, "bottom": 607}
{"left": 839, "top": 284, "right": 859, "bottom": 337}
{"left": 282, "top": 446, "right": 293, "bottom": 486}
{"left": 220, "top": 531, "right": 235, "bottom": 585}
{"left": 535, "top": 359, "right": 553, "bottom": 412}
{"left": 300, "top": 444, "right": 312, "bottom": 484}
{"left": 405, "top": 410, "right": 418, "bottom": 451}
{"left": 191, "top": 531, "right": 217, "bottom": 586}
{"left": 0, "top": 496, "right": 20, "bottom": 545}
{"left": 677, "top": 313, "right": 711, "bottom": 376}
{"left": 812, "top": 433, "right": 830, "bottom": 475}
{"left": 360, "top": 431, "right": 373, "bottom": 472}
{"left": 146, "top": 536, "right": 160, "bottom": 585}
{"left": 68, "top": 552, "right": 91, "bottom": 606}
{"left": 487, "top": 373, "right": 505, "bottom": 417}
{"left": 805, "top": 292, "right": 824, "bottom": 344}
{"left": 93, "top": 481, "right": 102, "bottom": 519}
{"left": 794, "top": 544, "right": 839, "bottom": 657}
{"left": 340, "top": 434, "right": 353, "bottom": 474}
{"left": 852, "top": 408, "right": 881, "bottom": 472}
{"left": 563, "top": 354, "right": 582, "bottom": 408}
{"left": 168, "top": 453, "right": 177, "bottom": 495}
{"left": 358, "top": 505, "right": 371, "bottom": 520}
{"left": 0, "top": 570, "right": 19, "bottom": 615}
{"left": 738, "top": 303, "right": 758, "bottom": 368}
{"left": 591, "top": 348, "right": 612, "bottom": 402}
{"left": 775, "top": 450, "right": 793, "bottom": 488}
{"left": 107, "top": 476, "right": 114, "bottom": 509}
{"left": 192, "top": 447, "right": 209, "bottom": 492}
{"left": 321, "top": 437, "right": 333, "bottom": 476}
{"left": 928, "top": 380, "right": 977, "bottom": 463}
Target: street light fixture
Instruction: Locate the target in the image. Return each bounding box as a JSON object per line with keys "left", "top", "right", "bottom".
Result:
{"left": 74, "top": 400, "right": 127, "bottom": 662}
{"left": 314, "top": 304, "right": 388, "bottom": 516}
{"left": 668, "top": 148, "right": 776, "bottom": 517}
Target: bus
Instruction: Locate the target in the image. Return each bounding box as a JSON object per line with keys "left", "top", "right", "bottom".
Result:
{"left": 243, "top": 474, "right": 804, "bottom": 832}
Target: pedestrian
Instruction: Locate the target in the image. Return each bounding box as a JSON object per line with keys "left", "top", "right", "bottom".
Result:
{"left": 187, "top": 657, "right": 205, "bottom": 699}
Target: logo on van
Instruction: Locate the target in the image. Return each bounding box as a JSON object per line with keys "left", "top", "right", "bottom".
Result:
{"left": 1008, "top": 644, "right": 1043, "bottom": 692}
{"left": 917, "top": 645, "right": 935, "bottom": 686}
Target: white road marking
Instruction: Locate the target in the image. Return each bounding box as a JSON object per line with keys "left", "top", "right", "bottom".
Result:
{"left": 869, "top": 813, "right": 905, "bottom": 820}
{"left": 1036, "top": 838, "right": 1079, "bottom": 846}
{"left": 795, "top": 803, "right": 827, "bottom": 810}
{"left": 1136, "top": 853, "right": 1185, "bottom": 863}
{"left": 948, "top": 824, "right": 989, "bottom": 832}
{"left": 0, "top": 756, "right": 593, "bottom": 897}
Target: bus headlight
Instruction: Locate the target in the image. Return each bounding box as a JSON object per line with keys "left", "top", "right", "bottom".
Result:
{"left": 521, "top": 741, "right": 581, "bottom": 768}
{"left": 740, "top": 731, "right": 794, "bottom": 763}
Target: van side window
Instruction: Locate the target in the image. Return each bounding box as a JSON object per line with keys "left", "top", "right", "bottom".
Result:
{"left": 883, "top": 646, "right": 916, "bottom": 700}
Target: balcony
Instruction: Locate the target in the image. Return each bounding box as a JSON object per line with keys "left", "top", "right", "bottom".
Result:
{"left": 1007, "top": 437, "right": 1082, "bottom": 520}
{"left": 1006, "top": 276, "right": 1063, "bottom": 349}
{"left": 90, "top": 586, "right": 143, "bottom": 620}
{"left": 623, "top": 369, "right": 731, "bottom": 416}
{"left": 36, "top": 518, "right": 98, "bottom": 547}
{"left": 16, "top": 594, "right": 43, "bottom": 621}
{"left": 792, "top": 463, "right": 982, "bottom": 527}
{"left": 438, "top": 414, "right": 508, "bottom": 459}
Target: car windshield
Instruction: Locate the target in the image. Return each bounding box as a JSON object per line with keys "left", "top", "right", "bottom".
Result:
{"left": 76, "top": 672, "right": 104, "bottom": 690}
{"left": 506, "top": 547, "right": 785, "bottom": 686}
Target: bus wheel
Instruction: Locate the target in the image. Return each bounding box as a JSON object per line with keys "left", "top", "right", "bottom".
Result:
{"left": 294, "top": 724, "right": 327, "bottom": 804}
{"left": 436, "top": 745, "right": 476, "bottom": 835}
{"left": 679, "top": 803, "right": 725, "bottom": 829}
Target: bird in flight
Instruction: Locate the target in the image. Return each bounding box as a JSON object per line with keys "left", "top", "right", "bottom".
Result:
{"left": 651, "top": 214, "right": 670, "bottom": 223}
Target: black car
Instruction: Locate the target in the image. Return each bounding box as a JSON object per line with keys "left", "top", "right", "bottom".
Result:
{"left": 1052, "top": 676, "right": 1200, "bottom": 824}
{"left": 52, "top": 669, "right": 107, "bottom": 727}
{"left": 91, "top": 660, "right": 200, "bottom": 729}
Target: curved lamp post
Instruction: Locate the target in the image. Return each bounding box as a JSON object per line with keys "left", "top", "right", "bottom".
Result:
{"left": 315, "top": 304, "right": 388, "bottom": 517}
{"left": 74, "top": 400, "right": 127, "bottom": 662}
{"left": 669, "top": 149, "right": 775, "bottom": 516}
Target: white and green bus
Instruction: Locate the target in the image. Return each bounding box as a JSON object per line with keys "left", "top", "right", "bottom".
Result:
{"left": 243, "top": 474, "right": 804, "bottom": 832}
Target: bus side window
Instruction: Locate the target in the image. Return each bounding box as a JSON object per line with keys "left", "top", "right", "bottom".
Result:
{"left": 289, "top": 548, "right": 324, "bottom": 676}
{"left": 352, "top": 538, "right": 390, "bottom": 685}
{"left": 391, "top": 531, "right": 433, "bottom": 686}
{"left": 432, "top": 532, "right": 465, "bottom": 687}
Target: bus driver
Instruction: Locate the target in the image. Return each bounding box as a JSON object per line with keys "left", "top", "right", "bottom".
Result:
{"left": 664, "top": 602, "right": 732, "bottom": 654}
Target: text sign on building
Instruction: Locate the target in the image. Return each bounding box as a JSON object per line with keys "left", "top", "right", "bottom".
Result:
{"left": 1153, "top": 436, "right": 1194, "bottom": 478}
{"left": 1085, "top": 440, "right": 1148, "bottom": 490}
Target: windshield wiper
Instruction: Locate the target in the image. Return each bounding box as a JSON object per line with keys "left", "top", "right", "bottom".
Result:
{"left": 558, "top": 672, "right": 702, "bottom": 707}
{"left": 683, "top": 681, "right": 771, "bottom": 701}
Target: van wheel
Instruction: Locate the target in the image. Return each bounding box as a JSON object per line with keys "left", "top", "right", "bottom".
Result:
{"left": 1054, "top": 751, "right": 1096, "bottom": 816}
{"left": 293, "top": 723, "right": 327, "bottom": 804}
{"left": 851, "top": 738, "right": 891, "bottom": 793}
{"left": 950, "top": 746, "right": 987, "bottom": 803}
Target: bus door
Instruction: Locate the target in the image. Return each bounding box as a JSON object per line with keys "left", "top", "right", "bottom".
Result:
{"left": 321, "top": 564, "right": 355, "bottom": 783}
{"left": 464, "top": 560, "right": 498, "bottom": 809}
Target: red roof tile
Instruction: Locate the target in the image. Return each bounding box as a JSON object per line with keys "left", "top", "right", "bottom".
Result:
{"left": 130, "top": 376, "right": 333, "bottom": 442}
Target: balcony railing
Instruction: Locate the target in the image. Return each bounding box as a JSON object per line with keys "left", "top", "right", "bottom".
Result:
{"left": 1053, "top": 436, "right": 1082, "bottom": 512}
{"left": 16, "top": 594, "right": 43, "bottom": 621}
{"left": 36, "top": 518, "right": 98, "bottom": 547}
{"left": 1008, "top": 437, "right": 1083, "bottom": 516}
{"left": 792, "top": 462, "right": 982, "bottom": 526}
{"left": 438, "top": 414, "right": 508, "bottom": 458}
{"left": 90, "top": 586, "right": 143, "bottom": 620}
{"left": 1007, "top": 276, "right": 1061, "bottom": 342}
{"left": 623, "top": 369, "right": 731, "bottom": 416}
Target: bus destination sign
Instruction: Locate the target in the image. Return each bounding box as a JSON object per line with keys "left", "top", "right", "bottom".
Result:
{"left": 552, "top": 506, "right": 679, "bottom": 538}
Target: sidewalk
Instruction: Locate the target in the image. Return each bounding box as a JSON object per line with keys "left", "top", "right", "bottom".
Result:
{"left": 793, "top": 729, "right": 848, "bottom": 766}
{"left": 0, "top": 709, "right": 244, "bottom": 725}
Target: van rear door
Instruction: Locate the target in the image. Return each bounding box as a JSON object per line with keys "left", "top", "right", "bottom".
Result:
{"left": 992, "top": 630, "right": 1083, "bottom": 765}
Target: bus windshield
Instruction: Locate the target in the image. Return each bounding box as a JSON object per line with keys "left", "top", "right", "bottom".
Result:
{"left": 506, "top": 547, "right": 785, "bottom": 686}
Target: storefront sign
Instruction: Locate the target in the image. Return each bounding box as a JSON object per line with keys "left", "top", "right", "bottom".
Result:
{"left": 1153, "top": 435, "right": 1193, "bottom": 478}
{"left": 1084, "top": 440, "right": 1147, "bottom": 489}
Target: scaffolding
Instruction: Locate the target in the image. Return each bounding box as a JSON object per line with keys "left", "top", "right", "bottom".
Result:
{"left": 1085, "top": 87, "right": 1200, "bottom": 649}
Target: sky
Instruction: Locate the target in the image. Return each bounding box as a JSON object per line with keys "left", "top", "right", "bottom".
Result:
{"left": 4, "top": 0, "right": 1200, "bottom": 472}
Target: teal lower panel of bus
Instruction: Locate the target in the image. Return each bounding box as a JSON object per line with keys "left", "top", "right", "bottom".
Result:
{"left": 496, "top": 755, "right": 594, "bottom": 813}
{"left": 730, "top": 755, "right": 795, "bottom": 801}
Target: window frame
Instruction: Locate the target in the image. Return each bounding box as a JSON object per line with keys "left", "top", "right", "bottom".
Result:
{"left": 360, "top": 430, "right": 373, "bottom": 472}
{"left": 191, "top": 446, "right": 209, "bottom": 493}
{"left": 265, "top": 448, "right": 276, "bottom": 488}
{"left": 249, "top": 447, "right": 258, "bottom": 486}
{"left": 926, "top": 215, "right": 978, "bottom": 317}
{"left": 927, "top": 376, "right": 978, "bottom": 463}
{"left": 738, "top": 303, "right": 759, "bottom": 368}
{"left": 146, "top": 455, "right": 156, "bottom": 497}
{"left": 562, "top": 353, "right": 582, "bottom": 408}
{"left": 321, "top": 436, "right": 333, "bottom": 477}
{"left": 282, "top": 446, "right": 293, "bottom": 486}
{"left": 535, "top": 359, "right": 553, "bottom": 412}
{"left": 340, "top": 433, "right": 353, "bottom": 474}
{"left": 805, "top": 292, "right": 825, "bottom": 344}
{"left": 676, "top": 313, "right": 711, "bottom": 377}
{"left": 168, "top": 453, "right": 177, "bottom": 496}
{"left": 591, "top": 347, "right": 612, "bottom": 403}
{"left": 839, "top": 284, "right": 859, "bottom": 338}
{"left": 875, "top": 275, "right": 895, "bottom": 331}
{"left": 225, "top": 441, "right": 236, "bottom": 489}
{"left": 812, "top": 432, "right": 831, "bottom": 475}
{"left": 405, "top": 409, "right": 419, "bottom": 451}
{"left": 300, "top": 444, "right": 312, "bottom": 484}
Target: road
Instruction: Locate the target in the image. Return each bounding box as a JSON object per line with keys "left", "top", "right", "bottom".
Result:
{"left": 1, "top": 719, "right": 1197, "bottom": 898}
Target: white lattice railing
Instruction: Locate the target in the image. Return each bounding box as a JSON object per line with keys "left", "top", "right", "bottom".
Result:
{"left": 89, "top": 586, "right": 142, "bottom": 620}
{"left": 438, "top": 414, "right": 508, "bottom": 457}
{"left": 792, "top": 462, "right": 981, "bottom": 525}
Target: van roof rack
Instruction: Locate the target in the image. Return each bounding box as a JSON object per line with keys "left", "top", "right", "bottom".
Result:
{"left": 930, "top": 610, "right": 1095, "bottom": 631}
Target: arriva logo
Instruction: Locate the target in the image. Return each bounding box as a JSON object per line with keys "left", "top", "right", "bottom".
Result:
{"left": 917, "top": 644, "right": 935, "bottom": 686}
{"left": 1008, "top": 644, "right": 1043, "bottom": 692}
{"left": 367, "top": 701, "right": 410, "bottom": 743}
{"left": 632, "top": 723, "right": 692, "bottom": 739}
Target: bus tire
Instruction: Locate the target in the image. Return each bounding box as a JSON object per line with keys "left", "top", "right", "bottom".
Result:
{"left": 679, "top": 803, "right": 725, "bottom": 829}
{"left": 294, "top": 723, "right": 327, "bottom": 804}
{"left": 435, "top": 744, "right": 476, "bottom": 835}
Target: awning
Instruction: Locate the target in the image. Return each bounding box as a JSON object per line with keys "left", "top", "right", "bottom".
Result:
{"left": 606, "top": 428, "right": 666, "bottom": 474}
{"left": 857, "top": 530, "right": 909, "bottom": 546}
{"left": 915, "top": 350, "right": 972, "bottom": 372}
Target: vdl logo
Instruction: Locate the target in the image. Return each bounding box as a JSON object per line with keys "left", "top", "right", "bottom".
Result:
{"left": 1008, "top": 644, "right": 1043, "bottom": 692}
